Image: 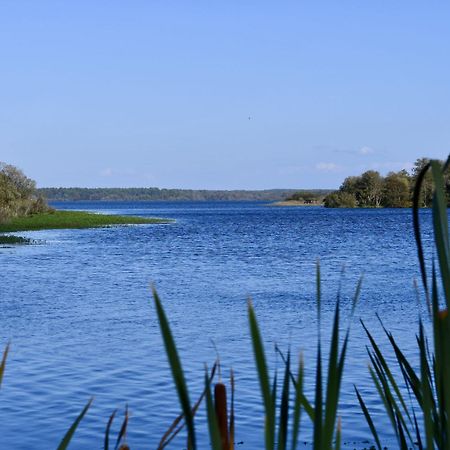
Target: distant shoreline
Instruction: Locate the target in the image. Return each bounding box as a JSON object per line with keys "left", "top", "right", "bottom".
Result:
{"left": 38, "top": 187, "right": 332, "bottom": 202}
{"left": 270, "top": 200, "right": 323, "bottom": 207}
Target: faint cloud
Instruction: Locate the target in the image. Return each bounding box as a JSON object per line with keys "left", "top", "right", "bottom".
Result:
{"left": 100, "top": 167, "right": 113, "bottom": 177}
{"left": 315, "top": 162, "right": 341, "bottom": 172}
{"left": 359, "top": 146, "right": 374, "bottom": 155}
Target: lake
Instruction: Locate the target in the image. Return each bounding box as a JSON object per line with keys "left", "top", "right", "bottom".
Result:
{"left": 0, "top": 201, "right": 436, "bottom": 449}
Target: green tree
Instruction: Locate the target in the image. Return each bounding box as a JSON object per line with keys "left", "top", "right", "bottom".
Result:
{"left": 355, "top": 170, "right": 383, "bottom": 207}
{"left": 323, "top": 191, "right": 357, "bottom": 208}
{"left": 0, "top": 162, "right": 50, "bottom": 221}
{"left": 382, "top": 171, "right": 411, "bottom": 207}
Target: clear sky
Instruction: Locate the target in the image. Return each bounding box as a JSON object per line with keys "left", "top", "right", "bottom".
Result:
{"left": 1, "top": 1, "right": 449, "bottom": 189}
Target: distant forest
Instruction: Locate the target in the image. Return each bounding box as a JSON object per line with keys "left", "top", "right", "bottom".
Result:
{"left": 38, "top": 187, "right": 332, "bottom": 202}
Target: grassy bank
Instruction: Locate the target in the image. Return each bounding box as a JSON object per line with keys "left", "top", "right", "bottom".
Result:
{"left": 0, "top": 210, "right": 170, "bottom": 233}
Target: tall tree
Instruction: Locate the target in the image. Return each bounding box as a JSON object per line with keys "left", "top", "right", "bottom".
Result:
{"left": 382, "top": 171, "right": 411, "bottom": 207}
{"left": 355, "top": 170, "right": 383, "bottom": 207}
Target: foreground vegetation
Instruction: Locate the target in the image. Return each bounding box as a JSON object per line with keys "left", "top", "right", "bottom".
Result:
{"left": 150, "top": 157, "right": 450, "bottom": 449}
{"left": 0, "top": 210, "right": 169, "bottom": 233}
{"left": 324, "top": 157, "right": 450, "bottom": 208}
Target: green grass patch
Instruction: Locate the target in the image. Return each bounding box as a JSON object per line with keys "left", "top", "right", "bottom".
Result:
{"left": 0, "top": 210, "right": 171, "bottom": 233}
{"left": 0, "top": 235, "right": 32, "bottom": 245}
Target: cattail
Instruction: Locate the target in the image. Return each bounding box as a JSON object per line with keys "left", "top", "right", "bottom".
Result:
{"left": 214, "top": 382, "right": 230, "bottom": 450}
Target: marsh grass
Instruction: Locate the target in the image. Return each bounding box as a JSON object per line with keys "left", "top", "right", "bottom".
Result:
{"left": 152, "top": 264, "right": 362, "bottom": 450}
{"left": 356, "top": 158, "right": 450, "bottom": 449}
{"left": 0, "top": 210, "right": 170, "bottom": 233}
{"left": 0, "top": 235, "right": 32, "bottom": 245}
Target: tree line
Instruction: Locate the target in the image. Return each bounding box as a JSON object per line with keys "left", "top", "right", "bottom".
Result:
{"left": 323, "top": 157, "right": 449, "bottom": 208}
{"left": 37, "top": 187, "right": 331, "bottom": 202}
{"left": 0, "top": 162, "right": 51, "bottom": 223}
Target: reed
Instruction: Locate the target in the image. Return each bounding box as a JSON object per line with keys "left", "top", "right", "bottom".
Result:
{"left": 153, "top": 263, "right": 361, "bottom": 449}
{"left": 356, "top": 157, "right": 450, "bottom": 449}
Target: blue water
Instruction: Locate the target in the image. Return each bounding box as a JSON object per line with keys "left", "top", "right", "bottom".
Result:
{"left": 0, "top": 202, "right": 436, "bottom": 449}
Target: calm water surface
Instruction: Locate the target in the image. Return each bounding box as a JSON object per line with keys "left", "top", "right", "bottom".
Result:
{"left": 0, "top": 202, "right": 436, "bottom": 449}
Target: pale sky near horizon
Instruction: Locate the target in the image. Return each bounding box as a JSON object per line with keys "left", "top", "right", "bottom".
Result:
{"left": 1, "top": 1, "right": 449, "bottom": 189}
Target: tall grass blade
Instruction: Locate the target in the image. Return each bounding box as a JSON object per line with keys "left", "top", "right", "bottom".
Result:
{"left": 275, "top": 346, "right": 314, "bottom": 420}
{"left": 334, "top": 417, "right": 341, "bottom": 450}
{"left": 229, "top": 369, "right": 235, "bottom": 450}
{"left": 0, "top": 343, "right": 10, "bottom": 388}
{"left": 204, "top": 369, "right": 223, "bottom": 450}
{"left": 323, "top": 302, "right": 341, "bottom": 448}
{"left": 291, "top": 354, "right": 303, "bottom": 450}
{"left": 277, "top": 351, "right": 290, "bottom": 450}
{"left": 312, "top": 342, "right": 323, "bottom": 450}
{"left": 412, "top": 161, "right": 431, "bottom": 298}
{"left": 114, "top": 405, "right": 129, "bottom": 450}
{"left": 430, "top": 161, "right": 450, "bottom": 308}
{"left": 104, "top": 409, "right": 117, "bottom": 450}
{"left": 354, "top": 386, "right": 382, "bottom": 450}
{"left": 248, "top": 300, "right": 275, "bottom": 450}
{"left": 158, "top": 363, "right": 218, "bottom": 450}
{"left": 57, "top": 398, "right": 93, "bottom": 450}
{"left": 153, "top": 287, "right": 196, "bottom": 450}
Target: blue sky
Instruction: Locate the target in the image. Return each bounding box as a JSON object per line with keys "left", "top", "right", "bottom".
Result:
{"left": 1, "top": 1, "right": 449, "bottom": 189}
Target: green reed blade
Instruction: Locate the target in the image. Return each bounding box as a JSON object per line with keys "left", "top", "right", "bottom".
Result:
{"left": 354, "top": 386, "right": 382, "bottom": 450}
{"left": 277, "top": 351, "right": 290, "bottom": 450}
{"left": 377, "top": 319, "right": 422, "bottom": 404}
{"left": 158, "top": 363, "right": 218, "bottom": 450}
{"left": 412, "top": 410, "right": 424, "bottom": 450}
{"left": 57, "top": 398, "right": 93, "bottom": 450}
{"left": 0, "top": 343, "right": 10, "bottom": 388}
{"left": 369, "top": 365, "right": 397, "bottom": 437}
{"left": 114, "top": 405, "right": 129, "bottom": 450}
{"left": 334, "top": 418, "right": 341, "bottom": 450}
{"left": 323, "top": 301, "right": 341, "bottom": 448}
{"left": 418, "top": 322, "right": 435, "bottom": 450}
{"left": 204, "top": 369, "right": 222, "bottom": 450}
{"left": 248, "top": 300, "right": 275, "bottom": 450}
{"left": 369, "top": 349, "right": 413, "bottom": 445}
{"left": 362, "top": 321, "right": 413, "bottom": 426}
{"left": 272, "top": 370, "right": 278, "bottom": 414}
{"left": 153, "top": 287, "right": 196, "bottom": 450}
{"left": 229, "top": 368, "right": 235, "bottom": 450}
{"left": 104, "top": 409, "right": 117, "bottom": 450}
{"left": 396, "top": 411, "right": 409, "bottom": 450}
{"left": 430, "top": 161, "right": 450, "bottom": 308}
{"left": 412, "top": 161, "right": 431, "bottom": 297}
{"left": 291, "top": 354, "right": 303, "bottom": 450}
{"left": 313, "top": 342, "right": 322, "bottom": 450}
{"left": 275, "top": 346, "right": 314, "bottom": 420}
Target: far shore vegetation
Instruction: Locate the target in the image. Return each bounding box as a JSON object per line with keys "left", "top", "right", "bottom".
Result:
{"left": 0, "top": 162, "right": 168, "bottom": 244}
{"left": 323, "top": 157, "right": 450, "bottom": 208}
{"left": 37, "top": 187, "right": 331, "bottom": 202}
